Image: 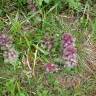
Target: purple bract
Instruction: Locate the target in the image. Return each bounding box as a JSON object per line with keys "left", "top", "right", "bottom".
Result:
{"left": 62, "top": 33, "right": 77, "bottom": 68}
{"left": 0, "top": 34, "right": 12, "bottom": 49}
{"left": 45, "top": 63, "right": 58, "bottom": 73}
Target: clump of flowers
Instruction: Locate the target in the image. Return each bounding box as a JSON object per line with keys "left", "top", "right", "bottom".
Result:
{"left": 62, "top": 33, "right": 77, "bottom": 68}
{"left": 3, "top": 48, "right": 19, "bottom": 64}
{"left": 0, "top": 34, "right": 12, "bottom": 49}
{"left": 45, "top": 63, "right": 58, "bottom": 73}
{"left": 0, "top": 33, "right": 19, "bottom": 64}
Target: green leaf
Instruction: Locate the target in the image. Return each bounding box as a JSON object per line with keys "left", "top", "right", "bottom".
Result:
{"left": 38, "top": 0, "right": 44, "bottom": 6}
{"left": 44, "top": 0, "right": 50, "bottom": 4}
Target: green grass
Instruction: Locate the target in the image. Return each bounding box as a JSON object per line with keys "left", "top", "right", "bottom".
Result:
{"left": 0, "top": 0, "right": 96, "bottom": 96}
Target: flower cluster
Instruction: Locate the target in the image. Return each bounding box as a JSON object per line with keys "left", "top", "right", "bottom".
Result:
{"left": 0, "top": 33, "right": 18, "bottom": 64}
{"left": 62, "top": 33, "right": 77, "bottom": 68}
{"left": 45, "top": 63, "right": 58, "bottom": 73}
{"left": 0, "top": 34, "right": 12, "bottom": 49}
{"left": 3, "top": 48, "right": 19, "bottom": 64}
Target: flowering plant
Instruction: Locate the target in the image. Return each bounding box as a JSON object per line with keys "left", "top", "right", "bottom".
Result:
{"left": 62, "top": 33, "right": 77, "bottom": 68}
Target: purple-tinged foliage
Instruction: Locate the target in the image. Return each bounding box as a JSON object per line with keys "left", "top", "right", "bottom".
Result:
{"left": 62, "top": 33, "right": 77, "bottom": 68}
{"left": 3, "top": 48, "right": 19, "bottom": 64}
{"left": 45, "top": 63, "right": 58, "bottom": 73}
{"left": 0, "top": 34, "right": 12, "bottom": 49}
{"left": 62, "top": 33, "right": 75, "bottom": 48}
{"left": 0, "top": 33, "right": 19, "bottom": 64}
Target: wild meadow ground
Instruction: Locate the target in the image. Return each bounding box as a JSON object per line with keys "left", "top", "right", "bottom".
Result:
{"left": 0, "top": 0, "right": 96, "bottom": 96}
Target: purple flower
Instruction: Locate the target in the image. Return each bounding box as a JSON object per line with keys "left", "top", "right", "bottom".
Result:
{"left": 45, "top": 63, "right": 58, "bottom": 73}
{"left": 63, "top": 45, "right": 77, "bottom": 56}
{"left": 62, "top": 33, "right": 75, "bottom": 48}
{"left": 0, "top": 34, "right": 12, "bottom": 49}
{"left": 3, "top": 48, "right": 19, "bottom": 64}
{"left": 62, "top": 33, "right": 77, "bottom": 68}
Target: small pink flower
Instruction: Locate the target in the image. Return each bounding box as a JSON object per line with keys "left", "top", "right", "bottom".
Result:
{"left": 45, "top": 63, "right": 58, "bottom": 73}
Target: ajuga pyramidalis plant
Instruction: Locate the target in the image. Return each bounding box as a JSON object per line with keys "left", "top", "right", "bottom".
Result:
{"left": 62, "top": 33, "right": 77, "bottom": 68}
{"left": 0, "top": 34, "right": 12, "bottom": 49}
{"left": 0, "top": 33, "right": 19, "bottom": 64}
{"left": 3, "top": 47, "right": 19, "bottom": 64}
